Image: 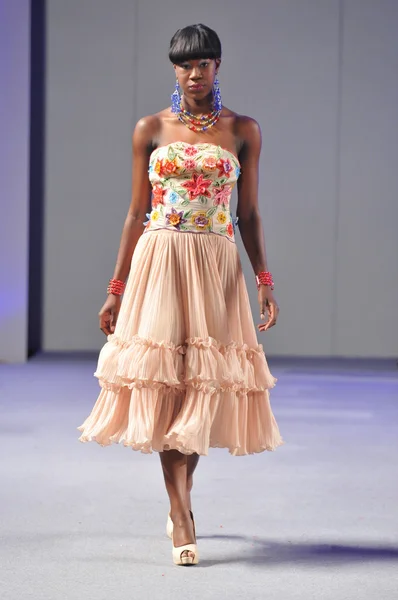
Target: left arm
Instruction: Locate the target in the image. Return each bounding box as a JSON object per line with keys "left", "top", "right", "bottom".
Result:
{"left": 236, "top": 117, "right": 279, "bottom": 332}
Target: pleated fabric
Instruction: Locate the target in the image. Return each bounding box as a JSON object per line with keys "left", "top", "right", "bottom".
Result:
{"left": 78, "top": 229, "right": 283, "bottom": 456}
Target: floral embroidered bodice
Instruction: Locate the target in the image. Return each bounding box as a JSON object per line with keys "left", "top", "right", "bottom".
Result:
{"left": 144, "top": 142, "right": 240, "bottom": 242}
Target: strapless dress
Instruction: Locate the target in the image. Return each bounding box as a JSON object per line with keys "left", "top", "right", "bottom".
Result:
{"left": 78, "top": 142, "right": 283, "bottom": 456}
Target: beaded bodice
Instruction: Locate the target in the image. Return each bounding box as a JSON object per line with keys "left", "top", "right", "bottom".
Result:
{"left": 143, "top": 142, "right": 240, "bottom": 243}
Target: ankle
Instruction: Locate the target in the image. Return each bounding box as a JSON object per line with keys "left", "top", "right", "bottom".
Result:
{"left": 170, "top": 508, "right": 191, "bottom": 526}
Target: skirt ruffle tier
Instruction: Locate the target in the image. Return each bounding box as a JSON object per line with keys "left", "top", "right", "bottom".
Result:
{"left": 78, "top": 229, "right": 283, "bottom": 456}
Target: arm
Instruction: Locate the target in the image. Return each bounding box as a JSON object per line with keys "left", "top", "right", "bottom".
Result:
{"left": 236, "top": 117, "right": 279, "bottom": 331}
{"left": 111, "top": 116, "right": 157, "bottom": 281}
{"left": 99, "top": 115, "right": 158, "bottom": 335}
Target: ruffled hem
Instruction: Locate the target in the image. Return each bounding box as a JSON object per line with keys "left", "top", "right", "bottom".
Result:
{"left": 94, "top": 333, "right": 277, "bottom": 394}
{"left": 77, "top": 429, "right": 284, "bottom": 457}
{"left": 78, "top": 333, "right": 283, "bottom": 456}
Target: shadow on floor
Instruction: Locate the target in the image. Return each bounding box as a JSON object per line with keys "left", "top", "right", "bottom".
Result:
{"left": 5, "top": 531, "right": 397, "bottom": 568}
{"left": 195, "top": 534, "right": 398, "bottom": 567}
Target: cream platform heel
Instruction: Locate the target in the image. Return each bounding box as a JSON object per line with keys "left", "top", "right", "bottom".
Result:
{"left": 172, "top": 534, "right": 199, "bottom": 566}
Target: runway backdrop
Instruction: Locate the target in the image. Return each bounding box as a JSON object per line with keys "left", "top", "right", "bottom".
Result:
{"left": 0, "top": 0, "right": 30, "bottom": 362}
{"left": 2, "top": 0, "right": 398, "bottom": 361}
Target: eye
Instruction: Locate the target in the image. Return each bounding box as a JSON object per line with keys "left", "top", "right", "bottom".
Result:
{"left": 180, "top": 63, "right": 191, "bottom": 70}
{"left": 200, "top": 61, "right": 209, "bottom": 68}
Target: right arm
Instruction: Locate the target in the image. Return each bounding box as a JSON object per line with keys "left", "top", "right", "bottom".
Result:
{"left": 98, "top": 116, "right": 158, "bottom": 335}
{"left": 111, "top": 116, "right": 158, "bottom": 281}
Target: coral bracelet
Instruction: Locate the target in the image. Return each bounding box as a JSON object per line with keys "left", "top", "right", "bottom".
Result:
{"left": 107, "top": 278, "right": 126, "bottom": 296}
{"left": 255, "top": 271, "right": 274, "bottom": 291}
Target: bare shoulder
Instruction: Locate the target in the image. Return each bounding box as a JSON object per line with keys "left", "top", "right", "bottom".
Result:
{"left": 133, "top": 107, "right": 176, "bottom": 151}
{"left": 234, "top": 114, "right": 262, "bottom": 149}
{"left": 133, "top": 113, "right": 162, "bottom": 151}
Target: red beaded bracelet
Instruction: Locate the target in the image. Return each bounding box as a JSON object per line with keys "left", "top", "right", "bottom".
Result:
{"left": 255, "top": 271, "right": 274, "bottom": 291}
{"left": 107, "top": 278, "right": 126, "bottom": 296}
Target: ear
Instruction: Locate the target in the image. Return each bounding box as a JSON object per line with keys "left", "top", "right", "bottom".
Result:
{"left": 215, "top": 58, "right": 221, "bottom": 73}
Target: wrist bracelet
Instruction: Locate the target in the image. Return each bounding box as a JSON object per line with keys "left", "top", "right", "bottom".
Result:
{"left": 107, "top": 278, "right": 126, "bottom": 296}
{"left": 255, "top": 271, "right": 274, "bottom": 291}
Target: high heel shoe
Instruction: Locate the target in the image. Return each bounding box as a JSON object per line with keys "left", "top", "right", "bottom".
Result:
{"left": 167, "top": 510, "right": 195, "bottom": 539}
{"left": 172, "top": 533, "right": 199, "bottom": 566}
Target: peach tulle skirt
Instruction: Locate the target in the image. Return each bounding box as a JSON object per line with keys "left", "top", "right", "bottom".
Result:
{"left": 78, "top": 229, "right": 283, "bottom": 456}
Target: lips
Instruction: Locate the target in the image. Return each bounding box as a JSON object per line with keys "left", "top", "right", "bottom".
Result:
{"left": 189, "top": 84, "right": 205, "bottom": 91}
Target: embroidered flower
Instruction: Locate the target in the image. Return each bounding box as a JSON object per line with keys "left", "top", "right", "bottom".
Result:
{"left": 163, "top": 158, "right": 179, "bottom": 175}
{"left": 182, "top": 172, "right": 212, "bottom": 200}
{"left": 226, "top": 222, "right": 234, "bottom": 237}
{"left": 235, "top": 166, "right": 241, "bottom": 178}
{"left": 154, "top": 158, "right": 179, "bottom": 176}
{"left": 154, "top": 159, "right": 163, "bottom": 175}
{"left": 182, "top": 158, "right": 197, "bottom": 171}
{"left": 231, "top": 213, "right": 239, "bottom": 233}
{"left": 184, "top": 145, "right": 199, "bottom": 156}
{"left": 216, "top": 158, "right": 233, "bottom": 178}
{"left": 216, "top": 212, "right": 227, "bottom": 224}
{"left": 213, "top": 184, "right": 232, "bottom": 206}
{"left": 148, "top": 164, "right": 154, "bottom": 174}
{"left": 203, "top": 156, "right": 217, "bottom": 171}
{"left": 191, "top": 211, "right": 211, "bottom": 230}
{"left": 152, "top": 184, "right": 166, "bottom": 207}
{"left": 168, "top": 191, "right": 178, "bottom": 204}
{"left": 151, "top": 210, "right": 160, "bottom": 222}
{"left": 143, "top": 212, "right": 152, "bottom": 226}
{"left": 165, "top": 207, "right": 187, "bottom": 229}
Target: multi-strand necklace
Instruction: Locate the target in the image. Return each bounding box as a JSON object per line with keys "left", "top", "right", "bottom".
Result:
{"left": 178, "top": 102, "right": 221, "bottom": 132}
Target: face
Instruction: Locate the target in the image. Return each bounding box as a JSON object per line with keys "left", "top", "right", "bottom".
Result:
{"left": 174, "top": 58, "right": 221, "bottom": 101}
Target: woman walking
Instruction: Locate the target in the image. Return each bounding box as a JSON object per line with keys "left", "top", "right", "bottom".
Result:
{"left": 78, "top": 23, "right": 283, "bottom": 566}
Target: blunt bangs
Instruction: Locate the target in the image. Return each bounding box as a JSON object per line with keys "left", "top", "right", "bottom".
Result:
{"left": 169, "top": 24, "right": 222, "bottom": 64}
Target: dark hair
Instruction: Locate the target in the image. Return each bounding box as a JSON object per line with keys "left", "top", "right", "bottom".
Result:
{"left": 169, "top": 24, "right": 222, "bottom": 64}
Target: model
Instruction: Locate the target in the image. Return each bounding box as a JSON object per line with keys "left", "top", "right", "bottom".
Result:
{"left": 78, "top": 23, "right": 283, "bottom": 566}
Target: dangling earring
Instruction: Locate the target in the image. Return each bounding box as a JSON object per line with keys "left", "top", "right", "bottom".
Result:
{"left": 171, "top": 79, "right": 182, "bottom": 114}
{"left": 213, "top": 77, "right": 222, "bottom": 112}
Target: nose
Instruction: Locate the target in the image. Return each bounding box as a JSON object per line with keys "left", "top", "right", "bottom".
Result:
{"left": 190, "top": 66, "right": 202, "bottom": 80}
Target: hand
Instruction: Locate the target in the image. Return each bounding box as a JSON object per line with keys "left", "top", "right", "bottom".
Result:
{"left": 257, "top": 286, "right": 279, "bottom": 332}
{"left": 98, "top": 294, "right": 122, "bottom": 336}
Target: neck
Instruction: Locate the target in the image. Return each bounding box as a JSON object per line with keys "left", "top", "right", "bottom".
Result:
{"left": 181, "top": 94, "right": 214, "bottom": 116}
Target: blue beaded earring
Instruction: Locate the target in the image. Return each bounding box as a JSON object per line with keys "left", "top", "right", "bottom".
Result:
{"left": 171, "top": 79, "right": 182, "bottom": 114}
{"left": 213, "top": 77, "right": 222, "bottom": 112}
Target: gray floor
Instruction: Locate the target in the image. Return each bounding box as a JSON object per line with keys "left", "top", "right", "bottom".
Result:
{"left": 1, "top": 355, "right": 397, "bottom": 600}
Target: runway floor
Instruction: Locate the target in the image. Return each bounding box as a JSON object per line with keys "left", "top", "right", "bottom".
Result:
{"left": 0, "top": 354, "right": 397, "bottom": 600}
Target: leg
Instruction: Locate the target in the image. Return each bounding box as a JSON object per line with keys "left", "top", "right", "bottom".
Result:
{"left": 160, "top": 450, "right": 196, "bottom": 551}
{"left": 186, "top": 453, "right": 200, "bottom": 511}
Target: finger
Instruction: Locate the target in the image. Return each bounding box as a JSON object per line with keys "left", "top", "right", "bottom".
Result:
{"left": 260, "top": 303, "right": 267, "bottom": 320}
{"left": 257, "top": 320, "right": 271, "bottom": 331}
{"left": 268, "top": 307, "right": 277, "bottom": 328}
{"left": 269, "top": 303, "right": 279, "bottom": 327}
{"left": 266, "top": 303, "right": 275, "bottom": 324}
{"left": 258, "top": 304, "right": 276, "bottom": 331}
{"left": 99, "top": 314, "right": 112, "bottom": 336}
{"left": 264, "top": 318, "right": 277, "bottom": 331}
{"left": 99, "top": 315, "right": 108, "bottom": 329}
{"left": 259, "top": 318, "right": 272, "bottom": 331}
{"left": 110, "top": 309, "right": 120, "bottom": 333}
